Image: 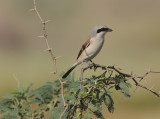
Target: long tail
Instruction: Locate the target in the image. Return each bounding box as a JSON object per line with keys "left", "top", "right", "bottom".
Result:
{"left": 62, "top": 62, "right": 79, "bottom": 79}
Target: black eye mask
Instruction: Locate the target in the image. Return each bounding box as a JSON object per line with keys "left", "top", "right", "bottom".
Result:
{"left": 97, "top": 28, "right": 109, "bottom": 33}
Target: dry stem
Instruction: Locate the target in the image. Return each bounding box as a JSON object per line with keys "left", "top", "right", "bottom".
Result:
{"left": 31, "top": 0, "right": 67, "bottom": 118}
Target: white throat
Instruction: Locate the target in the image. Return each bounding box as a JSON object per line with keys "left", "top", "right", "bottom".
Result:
{"left": 96, "top": 32, "right": 106, "bottom": 38}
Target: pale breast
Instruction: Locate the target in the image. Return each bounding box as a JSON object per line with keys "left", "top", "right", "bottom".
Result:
{"left": 83, "top": 37, "right": 104, "bottom": 61}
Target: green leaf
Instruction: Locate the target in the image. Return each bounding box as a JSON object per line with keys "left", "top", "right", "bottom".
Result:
{"left": 13, "top": 83, "right": 28, "bottom": 94}
{"left": 27, "top": 100, "right": 41, "bottom": 105}
{"left": 20, "top": 83, "right": 27, "bottom": 91}
{"left": 104, "top": 94, "right": 114, "bottom": 113}
{"left": 2, "top": 94, "right": 14, "bottom": 100}
{"left": 96, "top": 71, "right": 107, "bottom": 79}
{"left": 88, "top": 103, "right": 97, "bottom": 112}
{"left": 68, "top": 80, "right": 80, "bottom": 93}
{"left": 115, "top": 67, "right": 122, "bottom": 71}
{"left": 88, "top": 103, "right": 104, "bottom": 119}
{"left": 79, "top": 92, "right": 88, "bottom": 98}
{"left": 126, "top": 82, "right": 132, "bottom": 88}
{"left": 2, "top": 114, "right": 19, "bottom": 119}
{"left": 13, "top": 88, "right": 24, "bottom": 94}
{"left": 76, "top": 111, "right": 81, "bottom": 118}
{"left": 65, "top": 93, "right": 76, "bottom": 104}
{"left": 91, "top": 92, "right": 96, "bottom": 99}
{"left": 85, "top": 116, "right": 92, "bottom": 119}
{"left": 119, "top": 81, "right": 130, "bottom": 99}
{"left": 51, "top": 104, "right": 67, "bottom": 119}
{"left": 98, "top": 92, "right": 104, "bottom": 100}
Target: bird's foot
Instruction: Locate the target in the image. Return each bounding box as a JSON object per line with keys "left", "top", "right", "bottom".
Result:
{"left": 90, "top": 60, "right": 97, "bottom": 71}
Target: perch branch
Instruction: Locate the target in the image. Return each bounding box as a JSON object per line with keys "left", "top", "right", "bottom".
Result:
{"left": 80, "top": 63, "right": 160, "bottom": 97}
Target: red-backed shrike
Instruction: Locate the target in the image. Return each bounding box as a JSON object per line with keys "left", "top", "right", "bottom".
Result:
{"left": 62, "top": 25, "right": 112, "bottom": 78}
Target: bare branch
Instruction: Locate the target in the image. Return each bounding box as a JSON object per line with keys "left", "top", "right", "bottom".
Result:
{"left": 31, "top": 0, "right": 67, "bottom": 118}
{"left": 131, "top": 78, "right": 160, "bottom": 97}
{"left": 137, "top": 70, "right": 160, "bottom": 82}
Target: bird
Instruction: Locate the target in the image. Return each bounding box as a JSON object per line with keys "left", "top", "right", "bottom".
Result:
{"left": 62, "top": 25, "right": 112, "bottom": 79}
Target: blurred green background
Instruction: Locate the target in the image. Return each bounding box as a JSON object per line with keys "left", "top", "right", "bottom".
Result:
{"left": 0, "top": 0, "right": 160, "bottom": 118}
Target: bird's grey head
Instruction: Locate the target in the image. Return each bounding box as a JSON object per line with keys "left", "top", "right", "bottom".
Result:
{"left": 90, "top": 25, "right": 112, "bottom": 38}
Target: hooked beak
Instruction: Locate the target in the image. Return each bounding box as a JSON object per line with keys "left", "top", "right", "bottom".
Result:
{"left": 107, "top": 28, "right": 113, "bottom": 32}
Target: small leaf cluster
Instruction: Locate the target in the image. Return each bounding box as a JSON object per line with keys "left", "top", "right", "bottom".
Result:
{"left": 0, "top": 69, "right": 131, "bottom": 119}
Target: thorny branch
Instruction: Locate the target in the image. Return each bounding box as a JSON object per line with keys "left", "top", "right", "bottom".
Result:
{"left": 80, "top": 63, "right": 160, "bottom": 97}
{"left": 137, "top": 69, "right": 160, "bottom": 82}
{"left": 30, "top": 0, "right": 67, "bottom": 118}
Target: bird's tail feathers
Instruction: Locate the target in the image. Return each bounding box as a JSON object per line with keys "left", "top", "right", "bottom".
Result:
{"left": 62, "top": 62, "right": 79, "bottom": 79}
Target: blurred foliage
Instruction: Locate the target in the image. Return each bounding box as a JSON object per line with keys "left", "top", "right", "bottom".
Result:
{"left": 0, "top": 68, "right": 131, "bottom": 119}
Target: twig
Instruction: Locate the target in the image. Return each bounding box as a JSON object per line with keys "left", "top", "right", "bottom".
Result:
{"left": 31, "top": 0, "right": 67, "bottom": 117}
{"left": 137, "top": 70, "right": 160, "bottom": 82}
{"left": 59, "top": 104, "right": 68, "bottom": 119}
{"left": 13, "top": 74, "right": 20, "bottom": 88}
{"left": 80, "top": 68, "right": 84, "bottom": 89}
{"left": 81, "top": 62, "right": 160, "bottom": 97}
{"left": 131, "top": 78, "right": 160, "bottom": 97}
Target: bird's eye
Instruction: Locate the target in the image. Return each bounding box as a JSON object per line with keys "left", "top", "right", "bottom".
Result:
{"left": 97, "top": 28, "right": 103, "bottom": 33}
{"left": 97, "top": 29, "right": 101, "bottom": 33}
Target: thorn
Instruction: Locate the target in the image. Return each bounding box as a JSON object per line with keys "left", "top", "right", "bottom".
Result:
{"left": 149, "top": 84, "right": 155, "bottom": 90}
{"left": 144, "top": 79, "right": 148, "bottom": 84}
{"left": 148, "top": 65, "right": 151, "bottom": 71}
{"left": 29, "top": 8, "right": 35, "bottom": 12}
{"left": 95, "top": 80, "right": 97, "bottom": 85}
{"left": 45, "top": 20, "right": 51, "bottom": 23}
{"left": 145, "top": 66, "right": 151, "bottom": 72}
{"left": 44, "top": 48, "right": 52, "bottom": 52}
{"left": 38, "top": 35, "right": 44, "bottom": 38}
{"left": 13, "top": 74, "right": 20, "bottom": 89}
{"left": 50, "top": 71, "right": 56, "bottom": 74}
{"left": 44, "top": 34, "right": 48, "bottom": 38}
{"left": 134, "top": 86, "right": 138, "bottom": 92}
{"left": 131, "top": 73, "right": 135, "bottom": 78}
{"left": 105, "top": 66, "right": 108, "bottom": 69}
{"left": 55, "top": 56, "right": 62, "bottom": 60}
